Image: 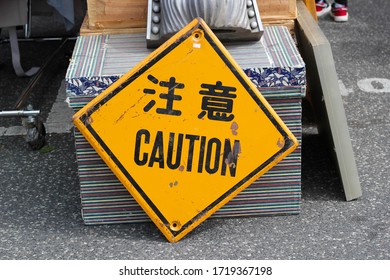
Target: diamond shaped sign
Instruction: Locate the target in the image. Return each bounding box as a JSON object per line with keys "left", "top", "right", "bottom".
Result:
{"left": 73, "top": 18, "right": 298, "bottom": 242}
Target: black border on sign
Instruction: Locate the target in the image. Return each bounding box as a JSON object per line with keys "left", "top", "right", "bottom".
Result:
{"left": 78, "top": 23, "right": 295, "bottom": 238}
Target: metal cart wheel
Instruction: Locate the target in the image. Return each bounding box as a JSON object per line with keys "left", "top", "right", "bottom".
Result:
{"left": 26, "top": 115, "right": 46, "bottom": 150}
{"left": 0, "top": 38, "right": 70, "bottom": 150}
{"left": 0, "top": 106, "right": 46, "bottom": 150}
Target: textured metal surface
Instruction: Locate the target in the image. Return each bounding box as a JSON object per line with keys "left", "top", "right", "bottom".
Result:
{"left": 147, "top": 0, "right": 263, "bottom": 48}
{"left": 160, "top": 0, "right": 250, "bottom": 33}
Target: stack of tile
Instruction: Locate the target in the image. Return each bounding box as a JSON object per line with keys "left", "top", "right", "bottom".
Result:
{"left": 66, "top": 26, "right": 305, "bottom": 225}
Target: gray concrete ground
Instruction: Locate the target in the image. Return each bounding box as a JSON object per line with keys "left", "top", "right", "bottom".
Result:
{"left": 0, "top": 0, "right": 389, "bottom": 260}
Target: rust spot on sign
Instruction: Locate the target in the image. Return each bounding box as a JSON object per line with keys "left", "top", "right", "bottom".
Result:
{"left": 224, "top": 140, "right": 241, "bottom": 168}
{"left": 277, "top": 137, "right": 285, "bottom": 148}
{"left": 230, "top": 121, "right": 239, "bottom": 135}
{"left": 169, "top": 181, "right": 179, "bottom": 188}
{"left": 84, "top": 116, "right": 93, "bottom": 126}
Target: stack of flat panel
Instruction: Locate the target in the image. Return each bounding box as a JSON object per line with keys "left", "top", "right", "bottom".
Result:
{"left": 65, "top": 26, "right": 305, "bottom": 225}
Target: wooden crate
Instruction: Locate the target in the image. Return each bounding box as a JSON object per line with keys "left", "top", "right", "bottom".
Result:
{"left": 86, "top": 0, "right": 296, "bottom": 31}
{"left": 87, "top": 0, "right": 148, "bottom": 29}
{"left": 262, "top": 19, "right": 295, "bottom": 36}
{"left": 80, "top": 14, "right": 146, "bottom": 35}
{"left": 258, "top": 0, "right": 297, "bottom": 20}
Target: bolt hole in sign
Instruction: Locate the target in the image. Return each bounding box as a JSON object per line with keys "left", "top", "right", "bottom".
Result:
{"left": 73, "top": 18, "right": 298, "bottom": 242}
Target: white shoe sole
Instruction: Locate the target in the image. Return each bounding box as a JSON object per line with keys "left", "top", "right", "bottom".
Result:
{"left": 316, "top": 6, "right": 331, "bottom": 17}
{"left": 331, "top": 13, "right": 349, "bottom": 22}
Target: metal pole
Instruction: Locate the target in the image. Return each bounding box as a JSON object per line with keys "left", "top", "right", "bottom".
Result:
{"left": 13, "top": 38, "right": 69, "bottom": 110}
{"left": 0, "top": 110, "right": 40, "bottom": 117}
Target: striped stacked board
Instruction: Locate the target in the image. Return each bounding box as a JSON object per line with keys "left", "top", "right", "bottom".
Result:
{"left": 66, "top": 26, "right": 305, "bottom": 225}
{"left": 66, "top": 26, "right": 305, "bottom": 96}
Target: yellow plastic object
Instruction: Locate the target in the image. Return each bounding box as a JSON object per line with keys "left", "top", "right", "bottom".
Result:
{"left": 73, "top": 18, "right": 298, "bottom": 242}
{"left": 303, "top": 0, "right": 318, "bottom": 21}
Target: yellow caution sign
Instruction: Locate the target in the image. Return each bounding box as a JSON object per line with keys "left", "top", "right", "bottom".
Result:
{"left": 73, "top": 18, "right": 298, "bottom": 242}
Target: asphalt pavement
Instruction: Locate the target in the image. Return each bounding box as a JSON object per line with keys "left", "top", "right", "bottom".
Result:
{"left": 0, "top": 0, "right": 389, "bottom": 260}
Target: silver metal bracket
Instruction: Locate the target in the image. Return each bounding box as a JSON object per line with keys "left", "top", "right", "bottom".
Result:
{"left": 146, "top": 0, "right": 264, "bottom": 48}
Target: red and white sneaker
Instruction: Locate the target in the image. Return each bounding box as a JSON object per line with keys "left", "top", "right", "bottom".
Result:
{"left": 316, "top": 0, "right": 331, "bottom": 17}
{"left": 331, "top": 3, "right": 349, "bottom": 22}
